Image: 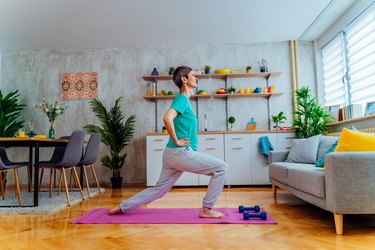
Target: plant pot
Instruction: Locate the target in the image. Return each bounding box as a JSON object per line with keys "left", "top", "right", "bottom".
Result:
{"left": 111, "top": 177, "right": 123, "bottom": 189}
{"left": 204, "top": 69, "right": 210, "bottom": 74}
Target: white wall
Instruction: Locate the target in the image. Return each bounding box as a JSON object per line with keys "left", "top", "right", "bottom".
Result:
{"left": 0, "top": 42, "right": 316, "bottom": 185}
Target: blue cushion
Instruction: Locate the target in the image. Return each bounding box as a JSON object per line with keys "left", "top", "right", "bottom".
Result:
{"left": 315, "top": 140, "right": 338, "bottom": 168}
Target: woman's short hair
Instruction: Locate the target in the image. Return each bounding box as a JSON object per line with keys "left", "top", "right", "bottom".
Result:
{"left": 173, "top": 66, "right": 192, "bottom": 89}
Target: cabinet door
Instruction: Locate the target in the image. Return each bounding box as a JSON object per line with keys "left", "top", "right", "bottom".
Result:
{"left": 147, "top": 136, "right": 199, "bottom": 186}
{"left": 198, "top": 134, "right": 225, "bottom": 185}
{"left": 250, "top": 133, "right": 277, "bottom": 184}
{"left": 224, "top": 134, "right": 251, "bottom": 185}
{"left": 147, "top": 135, "right": 168, "bottom": 186}
{"left": 277, "top": 132, "right": 295, "bottom": 150}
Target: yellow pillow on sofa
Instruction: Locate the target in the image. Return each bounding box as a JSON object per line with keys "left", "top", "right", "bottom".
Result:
{"left": 335, "top": 128, "right": 375, "bottom": 152}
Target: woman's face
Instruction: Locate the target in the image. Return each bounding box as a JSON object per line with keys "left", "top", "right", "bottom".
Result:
{"left": 185, "top": 71, "right": 198, "bottom": 88}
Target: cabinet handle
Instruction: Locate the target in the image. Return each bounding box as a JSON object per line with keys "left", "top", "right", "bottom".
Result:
{"left": 205, "top": 138, "right": 216, "bottom": 141}
{"left": 285, "top": 137, "right": 295, "bottom": 139}
{"left": 232, "top": 147, "right": 243, "bottom": 150}
{"left": 286, "top": 147, "right": 291, "bottom": 149}
{"left": 232, "top": 138, "right": 243, "bottom": 140}
{"left": 205, "top": 148, "right": 216, "bottom": 150}
{"left": 154, "top": 139, "right": 164, "bottom": 142}
{"left": 154, "top": 148, "right": 164, "bottom": 151}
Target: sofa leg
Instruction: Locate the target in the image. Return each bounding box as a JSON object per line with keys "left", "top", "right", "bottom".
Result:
{"left": 272, "top": 184, "right": 277, "bottom": 196}
{"left": 334, "top": 213, "right": 343, "bottom": 235}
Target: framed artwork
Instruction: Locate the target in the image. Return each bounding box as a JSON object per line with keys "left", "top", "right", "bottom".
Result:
{"left": 365, "top": 101, "right": 375, "bottom": 116}
{"left": 59, "top": 72, "right": 98, "bottom": 100}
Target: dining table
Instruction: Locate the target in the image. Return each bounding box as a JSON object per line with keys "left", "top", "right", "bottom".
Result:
{"left": 0, "top": 137, "right": 68, "bottom": 207}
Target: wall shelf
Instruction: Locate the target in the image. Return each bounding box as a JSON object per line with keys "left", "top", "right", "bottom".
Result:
{"left": 142, "top": 72, "right": 281, "bottom": 82}
{"left": 144, "top": 94, "right": 210, "bottom": 100}
{"left": 142, "top": 71, "right": 282, "bottom": 132}
{"left": 213, "top": 93, "right": 283, "bottom": 98}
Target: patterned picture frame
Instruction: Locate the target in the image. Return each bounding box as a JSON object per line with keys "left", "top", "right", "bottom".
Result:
{"left": 59, "top": 72, "right": 98, "bottom": 100}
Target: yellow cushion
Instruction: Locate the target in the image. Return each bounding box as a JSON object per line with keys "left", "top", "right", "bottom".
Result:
{"left": 335, "top": 128, "right": 375, "bottom": 152}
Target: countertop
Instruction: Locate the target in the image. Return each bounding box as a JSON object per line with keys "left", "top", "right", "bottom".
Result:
{"left": 146, "top": 130, "right": 293, "bottom": 136}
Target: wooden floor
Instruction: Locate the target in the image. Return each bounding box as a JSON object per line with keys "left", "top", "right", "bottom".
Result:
{"left": 1, "top": 186, "right": 375, "bottom": 250}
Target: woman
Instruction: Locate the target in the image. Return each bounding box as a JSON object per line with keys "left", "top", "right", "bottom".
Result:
{"left": 110, "top": 66, "right": 228, "bottom": 218}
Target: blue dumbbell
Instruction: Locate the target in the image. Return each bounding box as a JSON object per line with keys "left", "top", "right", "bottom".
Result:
{"left": 238, "top": 205, "right": 260, "bottom": 213}
{"left": 243, "top": 211, "right": 267, "bottom": 220}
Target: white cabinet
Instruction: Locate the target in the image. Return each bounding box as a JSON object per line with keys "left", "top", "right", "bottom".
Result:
{"left": 146, "top": 135, "right": 198, "bottom": 186}
{"left": 276, "top": 132, "right": 295, "bottom": 150}
{"left": 147, "top": 132, "right": 294, "bottom": 186}
{"left": 198, "top": 134, "right": 225, "bottom": 185}
{"left": 224, "top": 134, "right": 251, "bottom": 185}
{"left": 250, "top": 133, "right": 277, "bottom": 184}
{"left": 146, "top": 135, "right": 168, "bottom": 186}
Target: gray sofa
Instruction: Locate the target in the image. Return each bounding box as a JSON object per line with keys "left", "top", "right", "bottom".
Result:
{"left": 269, "top": 135, "right": 375, "bottom": 234}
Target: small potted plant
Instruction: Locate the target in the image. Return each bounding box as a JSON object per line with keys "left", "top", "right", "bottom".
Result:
{"left": 227, "top": 85, "right": 236, "bottom": 94}
{"left": 228, "top": 116, "right": 236, "bottom": 131}
{"left": 272, "top": 111, "right": 287, "bottom": 130}
{"left": 167, "top": 67, "right": 175, "bottom": 75}
{"left": 246, "top": 66, "right": 252, "bottom": 73}
{"left": 258, "top": 59, "right": 268, "bottom": 72}
{"left": 203, "top": 65, "right": 211, "bottom": 74}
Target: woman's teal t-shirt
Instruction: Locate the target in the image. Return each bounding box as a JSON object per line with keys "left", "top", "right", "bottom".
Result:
{"left": 166, "top": 94, "right": 198, "bottom": 151}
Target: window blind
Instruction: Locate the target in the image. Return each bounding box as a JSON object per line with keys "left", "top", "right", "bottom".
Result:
{"left": 321, "top": 34, "right": 347, "bottom": 107}
{"left": 346, "top": 9, "right": 375, "bottom": 108}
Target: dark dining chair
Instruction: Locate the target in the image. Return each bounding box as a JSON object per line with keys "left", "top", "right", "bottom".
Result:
{"left": 0, "top": 147, "right": 31, "bottom": 194}
{"left": 75, "top": 133, "right": 101, "bottom": 198}
{"left": 38, "top": 136, "right": 70, "bottom": 194}
{"left": 0, "top": 154, "right": 26, "bottom": 206}
{"left": 38, "top": 130, "right": 86, "bottom": 206}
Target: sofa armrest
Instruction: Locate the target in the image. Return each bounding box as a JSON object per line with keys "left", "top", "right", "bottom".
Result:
{"left": 325, "top": 152, "right": 375, "bottom": 214}
{"left": 269, "top": 150, "right": 289, "bottom": 163}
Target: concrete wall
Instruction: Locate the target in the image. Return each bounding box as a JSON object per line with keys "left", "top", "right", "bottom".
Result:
{"left": 0, "top": 41, "right": 316, "bottom": 185}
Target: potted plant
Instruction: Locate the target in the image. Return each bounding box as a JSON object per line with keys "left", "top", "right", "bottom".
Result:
{"left": 228, "top": 116, "right": 236, "bottom": 130}
{"left": 258, "top": 59, "right": 268, "bottom": 72}
{"left": 227, "top": 85, "right": 237, "bottom": 94}
{"left": 84, "top": 97, "right": 136, "bottom": 189}
{"left": 0, "top": 90, "right": 26, "bottom": 137}
{"left": 167, "top": 67, "right": 175, "bottom": 75}
{"left": 203, "top": 65, "right": 211, "bottom": 74}
{"left": 246, "top": 66, "right": 252, "bottom": 73}
{"left": 292, "top": 87, "right": 331, "bottom": 138}
{"left": 271, "top": 111, "right": 287, "bottom": 129}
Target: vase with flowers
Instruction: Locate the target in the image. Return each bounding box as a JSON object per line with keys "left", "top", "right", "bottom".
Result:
{"left": 37, "top": 98, "right": 67, "bottom": 138}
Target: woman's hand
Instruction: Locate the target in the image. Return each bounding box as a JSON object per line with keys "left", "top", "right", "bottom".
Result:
{"left": 174, "top": 137, "right": 190, "bottom": 147}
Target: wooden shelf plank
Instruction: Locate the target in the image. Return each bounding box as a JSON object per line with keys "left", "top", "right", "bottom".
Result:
{"left": 142, "top": 74, "right": 210, "bottom": 81}
{"left": 213, "top": 93, "right": 283, "bottom": 98}
{"left": 211, "top": 72, "right": 281, "bottom": 79}
{"left": 144, "top": 94, "right": 211, "bottom": 100}
{"left": 142, "top": 72, "right": 281, "bottom": 81}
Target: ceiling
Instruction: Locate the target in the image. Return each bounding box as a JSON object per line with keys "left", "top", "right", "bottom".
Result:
{"left": 0, "top": 0, "right": 356, "bottom": 51}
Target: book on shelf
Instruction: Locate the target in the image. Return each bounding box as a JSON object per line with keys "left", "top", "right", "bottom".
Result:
{"left": 334, "top": 104, "right": 363, "bottom": 122}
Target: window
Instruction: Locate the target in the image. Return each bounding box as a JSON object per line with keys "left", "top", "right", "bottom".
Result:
{"left": 321, "top": 5, "right": 375, "bottom": 114}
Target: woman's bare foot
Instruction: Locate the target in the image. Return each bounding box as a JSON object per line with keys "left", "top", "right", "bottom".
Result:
{"left": 199, "top": 207, "right": 225, "bottom": 218}
{"left": 108, "top": 206, "right": 123, "bottom": 215}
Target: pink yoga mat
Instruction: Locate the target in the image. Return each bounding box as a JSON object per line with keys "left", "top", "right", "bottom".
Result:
{"left": 71, "top": 208, "right": 277, "bottom": 224}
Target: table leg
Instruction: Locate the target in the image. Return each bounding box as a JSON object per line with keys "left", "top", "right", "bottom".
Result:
{"left": 28, "top": 146, "right": 33, "bottom": 192}
{"left": 33, "top": 142, "right": 39, "bottom": 207}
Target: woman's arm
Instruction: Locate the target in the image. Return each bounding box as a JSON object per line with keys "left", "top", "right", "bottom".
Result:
{"left": 163, "top": 108, "right": 189, "bottom": 147}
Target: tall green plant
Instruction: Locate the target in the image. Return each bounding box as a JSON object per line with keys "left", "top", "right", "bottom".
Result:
{"left": 0, "top": 90, "right": 26, "bottom": 137}
{"left": 292, "top": 87, "right": 331, "bottom": 138}
{"left": 83, "top": 97, "right": 136, "bottom": 178}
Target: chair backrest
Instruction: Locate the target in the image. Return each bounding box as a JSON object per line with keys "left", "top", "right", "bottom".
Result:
{"left": 58, "top": 130, "right": 85, "bottom": 167}
{"left": 79, "top": 133, "right": 101, "bottom": 165}
{"left": 48, "top": 136, "right": 71, "bottom": 162}
{"left": 0, "top": 147, "right": 11, "bottom": 165}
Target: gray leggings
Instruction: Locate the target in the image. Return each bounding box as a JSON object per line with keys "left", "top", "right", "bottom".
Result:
{"left": 119, "top": 146, "right": 228, "bottom": 213}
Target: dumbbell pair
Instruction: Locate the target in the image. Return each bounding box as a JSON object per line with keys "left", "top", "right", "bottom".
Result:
{"left": 238, "top": 205, "right": 267, "bottom": 220}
